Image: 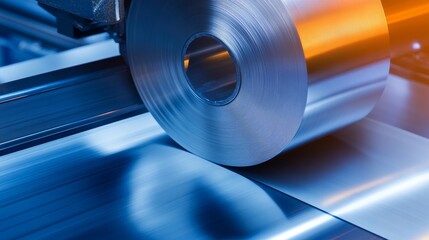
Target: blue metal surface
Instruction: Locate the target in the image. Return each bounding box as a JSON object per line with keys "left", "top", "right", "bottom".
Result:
{"left": 0, "top": 2, "right": 426, "bottom": 238}
{"left": 0, "top": 54, "right": 142, "bottom": 154}
{"left": 0, "top": 72, "right": 421, "bottom": 239}
{"left": 0, "top": 114, "right": 378, "bottom": 239}
{"left": 0, "top": 0, "right": 56, "bottom": 26}
{"left": 236, "top": 75, "right": 429, "bottom": 240}
{"left": 0, "top": 40, "right": 119, "bottom": 83}
{"left": 127, "top": 0, "right": 390, "bottom": 167}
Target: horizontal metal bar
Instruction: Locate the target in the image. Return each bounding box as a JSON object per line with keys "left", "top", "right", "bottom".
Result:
{"left": 0, "top": 56, "right": 144, "bottom": 154}
{"left": 0, "top": 40, "right": 119, "bottom": 84}
{"left": 0, "top": 7, "right": 86, "bottom": 50}
{"left": 0, "top": 0, "right": 56, "bottom": 26}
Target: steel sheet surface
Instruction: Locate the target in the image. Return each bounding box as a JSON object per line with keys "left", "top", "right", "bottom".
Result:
{"left": 127, "top": 0, "right": 390, "bottom": 166}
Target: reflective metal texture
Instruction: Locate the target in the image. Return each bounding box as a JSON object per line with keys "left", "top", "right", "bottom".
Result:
{"left": 0, "top": 40, "right": 143, "bottom": 154}
{"left": 382, "top": 0, "right": 429, "bottom": 57}
{"left": 369, "top": 74, "right": 429, "bottom": 138}
{"left": 127, "top": 0, "right": 390, "bottom": 166}
{"left": 0, "top": 1, "right": 109, "bottom": 60}
{"left": 0, "top": 115, "right": 376, "bottom": 239}
{"left": 0, "top": 56, "right": 143, "bottom": 153}
{"left": 391, "top": 49, "right": 429, "bottom": 82}
{"left": 37, "top": 0, "right": 125, "bottom": 25}
{"left": 0, "top": 40, "right": 119, "bottom": 83}
{"left": 234, "top": 73, "right": 429, "bottom": 240}
{"left": 238, "top": 118, "right": 429, "bottom": 240}
{"left": 0, "top": 72, "right": 424, "bottom": 239}
{"left": 0, "top": 0, "right": 56, "bottom": 26}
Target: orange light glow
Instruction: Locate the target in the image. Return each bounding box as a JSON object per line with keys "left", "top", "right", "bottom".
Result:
{"left": 184, "top": 56, "right": 190, "bottom": 71}
{"left": 206, "top": 50, "right": 231, "bottom": 62}
{"left": 294, "top": 1, "right": 388, "bottom": 60}
{"left": 387, "top": 2, "right": 429, "bottom": 24}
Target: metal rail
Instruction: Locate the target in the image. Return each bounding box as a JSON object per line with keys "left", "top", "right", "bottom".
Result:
{"left": 0, "top": 56, "right": 144, "bottom": 154}
{"left": 0, "top": 7, "right": 91, "bottom": 50}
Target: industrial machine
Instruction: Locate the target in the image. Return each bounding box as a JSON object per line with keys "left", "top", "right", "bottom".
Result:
{"left": 0, "top": 0, "right": 428, "bottom": 239}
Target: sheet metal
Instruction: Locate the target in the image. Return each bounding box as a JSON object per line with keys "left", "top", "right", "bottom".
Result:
{"left": 369, "top": 74, "right": 429, "bottom": 138}
{"left": 127, "top": 0, "right": 390, "bottom": 166}
{"left": 0, "top": 58, "right": 425, "bottom": 239}
{"left": 0, "top": 114, "right": 377, "bottom": 239}
{"left": 236, "top": 118, "right": 429, "bottom": 240}
{"left": 0, "top": 2, "right": 426, "bottom": 237}
{"left": 0, "top": 72, "right": 423, "bottom": 239}
{"left": 234, "top": 74, "right": 429, "bottom": 240}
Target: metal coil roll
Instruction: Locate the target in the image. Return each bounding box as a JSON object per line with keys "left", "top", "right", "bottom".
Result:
{"left": 127, "top": 0, "right": 390, "bottom": 166}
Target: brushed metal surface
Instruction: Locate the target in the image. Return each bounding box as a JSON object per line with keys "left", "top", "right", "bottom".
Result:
{"left": 237, "top": 119, "right": 429, "bottom": 240}
{"left": 0, "top": 55, "right": 143, "bottom": 153}
{"left": 0, "top": 5, "right": 105, "bottom": 52}
{"left": 235, "top": 74, "right": 429, "bottom": 240}
{"left": 0, "top": 40, "right": 119, "bottom": 83}
{"left": 127, "top": 0, "right": 390, "bottom": 166}
{"left": 0, "top": 73, "right": 424, "bottom": 239}
{"left": 0, "top": 114, "right": 376, "bottom": 239}
{"left": 369, "top": 74, "right": 429, "bottom": 138}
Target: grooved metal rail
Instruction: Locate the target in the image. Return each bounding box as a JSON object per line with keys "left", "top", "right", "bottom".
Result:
{"left": 0, "top": 56, "right": 144, "bottom": 154}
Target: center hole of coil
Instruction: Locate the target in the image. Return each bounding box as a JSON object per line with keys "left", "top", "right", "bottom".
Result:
{"left": 183, "top": 35, "right": 240, "bottom": 106}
